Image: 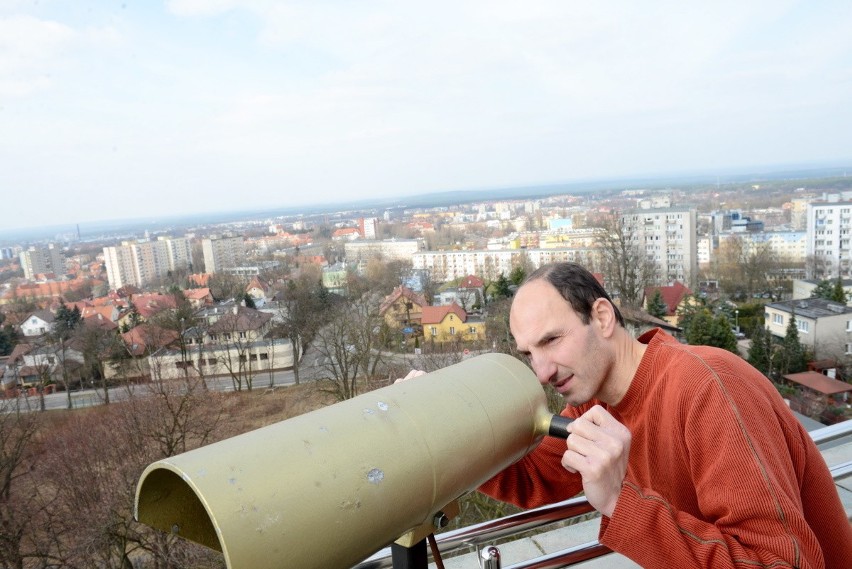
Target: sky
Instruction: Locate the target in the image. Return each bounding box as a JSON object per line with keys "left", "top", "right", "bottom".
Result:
{"left": 2, "top": 1, "right": 852, "bottom": 233}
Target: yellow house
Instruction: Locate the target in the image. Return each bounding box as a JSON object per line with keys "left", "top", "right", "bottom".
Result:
{"left": 379, "top": 286, "right": 428, "bottom": 330}
{"left": 421, "top": 302, "right": 485, "bottom": 343}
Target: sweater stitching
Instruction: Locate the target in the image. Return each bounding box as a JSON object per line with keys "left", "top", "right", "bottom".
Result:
{"left": 624, "top": 481, "right": 796, "bottom": 569}
{"left": 662, "top": 341, "right": 802, "bottom": 567}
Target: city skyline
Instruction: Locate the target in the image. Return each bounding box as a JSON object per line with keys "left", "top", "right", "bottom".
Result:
{"left": 3, "top": 1, "right": 852, "bottom": 233}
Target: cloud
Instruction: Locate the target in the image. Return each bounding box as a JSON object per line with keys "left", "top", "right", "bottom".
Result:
{"left": 0, "top": 14, "right": 122, "bottom": 98}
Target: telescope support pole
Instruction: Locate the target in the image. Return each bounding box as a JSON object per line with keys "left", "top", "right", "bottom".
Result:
{"left": 391, "top": 538, "right": 428, "bottom": 569}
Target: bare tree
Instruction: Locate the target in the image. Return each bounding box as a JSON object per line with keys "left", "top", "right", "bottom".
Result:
{"left": 312, "top": 296, "right": 387, "bottom": 401}
{"left": 0, "top": 399, "right": 52, "bottom": 569}
{"left": 594, "top": 213, "right": 659, "bottom": 308}
{"left": 716, "top": 234, "right": 777, "bottom": 297}
{"left": 274, "top": 274, "right": 329, "bottom": 385}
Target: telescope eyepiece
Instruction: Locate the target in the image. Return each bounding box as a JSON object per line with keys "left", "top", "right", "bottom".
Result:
{"left": 548, "top": 415, "right": 573, "bottom": 439}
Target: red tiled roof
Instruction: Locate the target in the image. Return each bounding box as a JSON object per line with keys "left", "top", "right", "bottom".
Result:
{"left": 332, "top": 227, "right": 360, "bottom": 237}
{"left": 421, "top": 303, "right": 467, "bottom": 325}
{"left": 459, "top": 275, "right": 484, "bottom": 289}
{"left": 82, "top": 314, "right": 118, "bottom": 332}
{"left": 783, "top": 371, "right": 852, "bottom": 395}
{"left": 183, "top": 288, "right": 212, "bottom": 300}
{"left": 207, "top": 306, "right": 272, "bottom": 333}
{"left": 379, "top": 286, "right": 428, "bottom": 315}
{"left": 8, "top": 343, "right": 33, "bottom": 364}
{"left": 644, "top": 281, "right": 693, "bottom": 315}
{"left": 188, "top": 274, "right": 210, "bottom": 287}
{"left": 131, "top": 293, "right": 178, "bottom": 318}
{"left": 121, "top": 324, "right": 180, "bottom": 356}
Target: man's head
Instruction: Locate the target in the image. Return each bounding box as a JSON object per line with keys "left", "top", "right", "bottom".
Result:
{"left": 510, "top": 263, "right": 625, "bottom": 406}
{"left": 524, "top": 263, "right": 624, "bottom": 327}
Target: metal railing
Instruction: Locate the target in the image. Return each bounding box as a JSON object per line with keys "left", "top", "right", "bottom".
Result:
{"left": 355, "top": 419, "right": 852, "bottom": 569}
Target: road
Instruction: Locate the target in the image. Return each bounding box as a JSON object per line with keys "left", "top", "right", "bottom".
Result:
{"left": 5, "top": 344, "right": 455, "bottom": 413}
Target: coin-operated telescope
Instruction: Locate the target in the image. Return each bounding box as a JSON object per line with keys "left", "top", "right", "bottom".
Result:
{"left": 135, "top": 353, "right": 570, "bottom": 569}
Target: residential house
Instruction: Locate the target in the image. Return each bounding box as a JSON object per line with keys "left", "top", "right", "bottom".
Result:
{"left": 792, "top": 278, "right": 852, "bottom": 304}
{"left": 80, "top": 304, "right": 121, "bottom": 323}
{"left": 618, "top": 306, "right": 682, "bottom": 338}
{"left": 434, "top": 275, "right": 485, "bottom": 310}
{"left": 246, "top": 276, "right": 270, "bottom": 305}
{"left": 150, "top": 303, "right": 292, "bottom": 381}
{"left": 332, "top": 227, "right": 361, "bottom": 241}
{"left": 183, "top": 287, "right": 214, "bottom": 309}
{"left": 380, "top": 286, "right": 428, "bottom": 331}
{"left": 20, "top": 310, "right": 56, "bottom": 337}
{"left": 108, "top": 323, "right": 181, "bottom": 380}
{"left": 764, "top": 298, "right": 852, "bottom": 362}
{"left": 643, "top": 281, "right": 695, "bottom": 327}
{"left": 421, "top": 303, "right": 485, "bottom": 343}
{"left": 18, "top": 342, "right": 85, "bottom": 388}
{"left": 131, "top": 293, "right": 178, "bottom": 321}
{"left": 781, "top": 371, "right": 852, "bottom": 417}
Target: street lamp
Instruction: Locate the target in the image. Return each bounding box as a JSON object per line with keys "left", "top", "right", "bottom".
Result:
{"left": 735, "top": 309, "right": 739, "bottom": 332}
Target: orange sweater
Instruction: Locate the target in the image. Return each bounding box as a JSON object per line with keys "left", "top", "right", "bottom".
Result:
{"left": 479, "top": 329, "right": 852, "bottom": 568}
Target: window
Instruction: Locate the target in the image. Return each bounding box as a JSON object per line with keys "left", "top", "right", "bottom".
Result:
{"left": 239, "top": 331, "right": 246, "bottom": 339}
{"left": 847, "top": 320, "right": 852, "bottom": 332}
{"left": 430, "top": 326, "right": 437, "bottom": 336}
{"left": 449, "top": 326, "right": 456, "bottom": 335}
{"left": 772, "top": 313, "right": 784, "bottom": 325}
{"left": 796, "top": 320, "right": 809, "bottom": 333}
{"left": 469, "top": 326, "right": 477, "bottom": 334}
{"left": 847, "top": 343, "right": 852, "bottom": 355}
{"left": 260, "top": 353, "right": 269, "bottom": 360}
{"left": 207, "top": 358, "right": 217, "bottom": 365}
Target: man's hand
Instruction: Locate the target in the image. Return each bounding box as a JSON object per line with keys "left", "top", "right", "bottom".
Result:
{"left": 561, "top": 405, "right": 631, "bottom": 518}
{"left": 394, "top": 369, "right": 426, "bottom": 383}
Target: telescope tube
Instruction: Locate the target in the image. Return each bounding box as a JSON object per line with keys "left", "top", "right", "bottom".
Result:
{"left": 135, "top": 353, "right": 561, "bottom": 569}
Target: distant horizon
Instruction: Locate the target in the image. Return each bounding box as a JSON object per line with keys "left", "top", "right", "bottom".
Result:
{"left": 5, "top": 3, "right": 852, "bottom": 239}
{"left": 3, "top": 159, "right": 851, "bottom": 245}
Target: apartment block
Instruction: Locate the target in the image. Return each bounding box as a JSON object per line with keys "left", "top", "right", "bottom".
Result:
{"left": 359, "top": 217, "right": 379, "bottom": 239}
{"left": 344, "top": 239, "right": 425, "bottom": 272}
{"left": 103, "top": 236, "right": 193, "bottom": 289}
{"left": 412, "top": 246, "right": 601, "bottom": 283}
{"left": 202, "top": 236, "right": 245, "bottom": 274}
{"left": 718, "top": 231, "right": 807, "bottom": 264}
{"left": 621, "top": 207, "right": 697, "bottom": 286}
{"left": 20, "top": 243, "right": 64, "bottom": 280}
{"left": 806, "top": 201, "right": 852, "bottom": 278}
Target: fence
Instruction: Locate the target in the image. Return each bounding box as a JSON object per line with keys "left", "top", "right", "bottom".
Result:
{"left": 355, "top": 419, "right": 852, "bottom": 569}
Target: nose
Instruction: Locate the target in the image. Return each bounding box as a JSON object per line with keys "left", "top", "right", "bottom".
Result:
{"left": 530, "top": 355, "right": 557, "bottom": 385}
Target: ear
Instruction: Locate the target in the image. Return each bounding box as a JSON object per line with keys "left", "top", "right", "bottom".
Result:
{"left": 590, "top": 298, "right": 617, "bottom": 338}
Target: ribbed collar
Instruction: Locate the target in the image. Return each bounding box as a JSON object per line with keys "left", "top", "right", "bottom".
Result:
{"left": 613, "top": 327, "right": 669, "bottom": 416}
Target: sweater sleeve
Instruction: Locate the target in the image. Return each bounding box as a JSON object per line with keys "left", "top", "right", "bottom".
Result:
{"left": 477, "top": 409, "right": 585, "bottom": 508}
{"left": 599, "top": 375, "right": 833, "bottom": 569}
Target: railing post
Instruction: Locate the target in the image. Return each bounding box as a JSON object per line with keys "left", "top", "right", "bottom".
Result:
{"left": 480, "top": 545, "right": 501, "bottom": 569}
{"left": 391, "top": 538, "right": 428, "bottom": 569}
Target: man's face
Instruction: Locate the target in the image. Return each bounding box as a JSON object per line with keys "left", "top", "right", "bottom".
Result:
{"left": 510, "top": 279, "right": 611, "bottom": 407}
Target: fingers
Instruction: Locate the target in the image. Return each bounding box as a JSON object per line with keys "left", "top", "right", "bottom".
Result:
{"left": 560, "top": 405, "right": 631, "bottom": 517}
{"left": 394, "top": 369, "right": 427, "bottom": 383}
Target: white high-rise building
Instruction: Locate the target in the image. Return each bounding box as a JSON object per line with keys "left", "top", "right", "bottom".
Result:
{"left": 621, "top": 207, "right": 697, "bottom": 286}
{"left": 202, "top": 236, "right": 245, "bottom": 274}
{"left": 805, "top": 201, "right": 852, "bottom": 278}
{"left": 103, "top": 236, "right": 193, "bottom": 289}
{"left": 20, "top": 243, "right": 65, "bottom": 280}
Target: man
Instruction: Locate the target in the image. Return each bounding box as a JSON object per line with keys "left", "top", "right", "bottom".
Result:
{"left": 476, "top": 262, "right": 851, "bottom": 568}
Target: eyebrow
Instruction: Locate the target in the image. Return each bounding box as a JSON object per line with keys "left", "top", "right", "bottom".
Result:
{"left": 518, "top": 329, "right": 565, "bottom": 357}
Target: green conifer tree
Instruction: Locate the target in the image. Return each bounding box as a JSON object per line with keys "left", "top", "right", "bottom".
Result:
{"left": 646, "top": 290, "right": 668, "bottom": 319}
